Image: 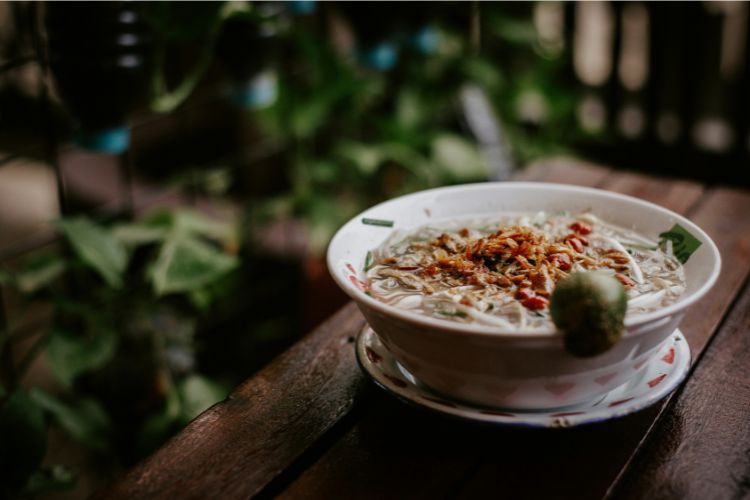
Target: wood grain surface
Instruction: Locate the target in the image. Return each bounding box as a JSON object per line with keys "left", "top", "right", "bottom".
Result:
{"left": 103, "top": 303, "right": 367, "bottom": 499}
{"left": 676, "top": 188, "right": 750, "bottom": 351}
{"left": 608, "top": 279, "right": 750, "bottom": 500}
{"left": 514, "top": 157, "right": 612, "bottom": 185}
{"left": 601, "top": 171, "right": 705, "bottom": 214}
{"left": 104, "top": 160, "right": 750, "bottom": 500}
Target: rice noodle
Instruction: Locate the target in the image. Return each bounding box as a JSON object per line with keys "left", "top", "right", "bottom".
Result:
{"left": 593, "top": 235, "right": 645, "bottom": 284}
{"left": 365, "top": 211, "right": 686, "bottom": 330}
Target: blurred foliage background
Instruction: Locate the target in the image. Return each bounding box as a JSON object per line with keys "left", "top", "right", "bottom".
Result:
{"left": 1, "top": 1, "right": 748, "bottom": 497}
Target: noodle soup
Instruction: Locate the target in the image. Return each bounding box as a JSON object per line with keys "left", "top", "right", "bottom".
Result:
{"left": 366, "top": 211, "right": 686, "bottom": 331}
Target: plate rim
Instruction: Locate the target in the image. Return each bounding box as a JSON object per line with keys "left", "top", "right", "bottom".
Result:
{"left": 356, "top": 325, "right": 691, "bottom": 428}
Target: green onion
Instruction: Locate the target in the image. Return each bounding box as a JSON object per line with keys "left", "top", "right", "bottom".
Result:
{"left": 437, "top": 310, "right": 468, "bottom": 318}
{"left": 623, "top": 243, "right": 658, "bottom": 251}
{"left": 362, "top": 218, "right": 394, "bottom": 227}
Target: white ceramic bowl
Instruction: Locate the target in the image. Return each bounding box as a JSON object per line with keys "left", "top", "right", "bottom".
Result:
{"left": 327, "top": 183, "right": 721, "bottom": 410}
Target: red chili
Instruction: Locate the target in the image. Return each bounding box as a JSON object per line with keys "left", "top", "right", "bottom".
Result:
{"left": 397, "top": 266, "right": 420, "bottom": 271}
{"left": 515, "top": 288, "right": 533, "bottom": 300}
{"left": 570, "top": 221, "right": 593, "bottom": 235}
{"left": 522, "top": 296, "right": 549, "bottom": 310}
{"left": 549, "top": 253, "right": 572, "bottom": 271}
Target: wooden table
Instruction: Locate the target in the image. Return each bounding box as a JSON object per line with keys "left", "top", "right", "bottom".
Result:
{"left": 104, "top": 159, "right": 750, "bottom": 499}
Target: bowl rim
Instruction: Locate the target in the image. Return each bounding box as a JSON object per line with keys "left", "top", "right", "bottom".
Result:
{"left": 327, "top": 182, "right": 722, "bottom": 340}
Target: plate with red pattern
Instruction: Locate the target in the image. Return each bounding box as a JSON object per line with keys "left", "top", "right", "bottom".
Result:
{"left": 356, "top": 326, "right": 690, "bottom": 428}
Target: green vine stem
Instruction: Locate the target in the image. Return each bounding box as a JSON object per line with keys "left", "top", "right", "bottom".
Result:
{"left": 149, "top": 2, "right": 250, "bottom": 114}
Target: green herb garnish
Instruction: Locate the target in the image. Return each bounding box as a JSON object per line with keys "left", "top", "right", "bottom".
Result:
{"left": 436, "top": 310, "right": 468, "bottom": 318}
{"left": 364, "top": 251, "right": 373, "bottom": 272}
{"left": 624, "top": 243, "right": 658, "bottom": 252}
{"left": 658, "top": 224, "right": 702, "bottom": 264}
{"left": 362, "top": 218, "right": 394, "bottom": 227}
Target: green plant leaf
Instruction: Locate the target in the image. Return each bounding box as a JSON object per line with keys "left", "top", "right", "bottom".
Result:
{"left": 150, "top": 237, "right": 238, "bottom": 296}
{"left": 16, "top": 255, "right": 66, "bottom": 294}
{"left": 56, "top": 218, "right": 128, "bottom": 288}
{"left": 395, "top": 88, "right": 423, "bottom": 129}
{"left": 461, "top": 57, "right": 504, "bottom": 91}
{"left": 377, "top": 143, "right": 430, "bottom": 177}
{"left": 0, "top": 268, "right": 12, "bottom": 286}
{"left": 47, "top": 326, "right": 117, "bottom": 387}
{"left": 307, "top": 160, "right": 341, "bottom": 184}
{"left": 112, "top": 223, "right": 169, "bottom": 246}
{"left": 290, "top": 96, "right": 333, "bottom": 140}
{"left": 188, "top": 288, "right": 213, "bottom": 311}
{"left": 116, "top": 210, "right": 236, "bottom": 246}
{"left": 489, "top": 16, "right": 538, "bottom": 45}
{"left": 431, "top": 133, "right": 488, "bottom": 181}
{"left": 114, "top": 211, "right": 174, "bottom": 245}
{"left": 136, "top": 386, "right": 181, "bottom": 456}
{"left": 177, "top": 374, "right": 228, "bottom": 425}
{"left": 137, "top": 411, "right": 177, "bottom": 457}
{"left": 30, "top": 388, "right": 111, "bottom": 451}
{"left": 304, "top": 195, "right": 358, "bottom": 256}
{"left": 0, "top": 389, "right": 47, "bottom": 493}
{"left": 337, "top": 142, "right": 382, "bottom": 175}
{"left": 173, "top": 211, "right": 236, "bottom": 242}
{"left": 24, "top": 465, "right": 76, "bottom": 495}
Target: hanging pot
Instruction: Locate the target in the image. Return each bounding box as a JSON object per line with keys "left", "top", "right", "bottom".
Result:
{"left": 45, "top": 1, "right": 152, "bottom": 153}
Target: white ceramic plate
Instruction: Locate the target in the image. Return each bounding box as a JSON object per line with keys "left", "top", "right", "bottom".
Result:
{"left": 356, "top": 325, "right": 691, "bottom": 428}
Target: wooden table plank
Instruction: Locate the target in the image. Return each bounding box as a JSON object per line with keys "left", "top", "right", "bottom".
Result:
{"left": 514, "top": 157, "right": 612, "bottom": 185}
{"left": 103, "top": 303, "right": 368, "bottom": 500}
{"left": 602, "top": 171, "right": 705, "bottom": 214}
{"left": 284, "top": 391, "right": 667, "bottom": 500}
{"left": 676, "top": 188, "right": 750, "bottom": 352}
{"left": 279, "top": 391, "right": 487, "bottom": 500}
{"left": 608, "top": 278, "right": 750, "bottom": 499}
